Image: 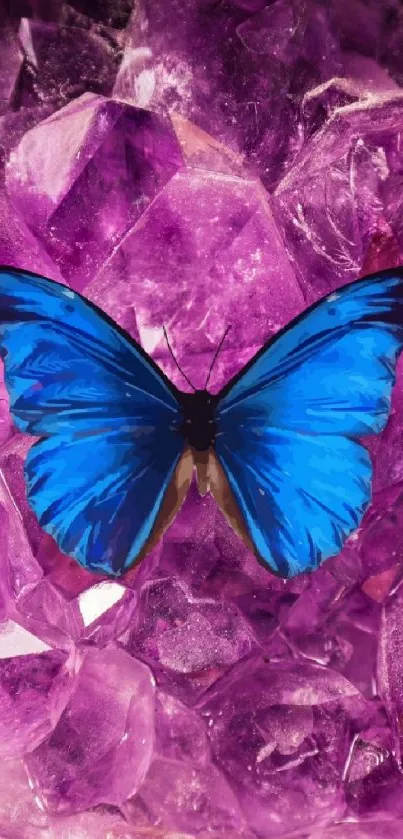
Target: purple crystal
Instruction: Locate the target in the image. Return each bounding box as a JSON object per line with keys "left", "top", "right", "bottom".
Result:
{"left": 0, "top": 632, "right": 75, "bottom": 758}
{"left": 237, "top": 3, "right": 297, "bottom": 59}
{"left": 86, "top": 166, "right": 304, "bottom": 391}
{"left": 0, "top": 30, "right": 22, "bottom": 114}
{"left": 0, "top": 192, "right": 62, "bottom": 280}
{"left": 116, "top": 0, "right": 342, "bottom": 190}
{"left": 198, "top": 655, "right": 367, "bottom": 836}
{"left": 26, "top": 647, "right": 155, "bottom": 813}
{"left": 126, "top": 688, "right": 250, "bottom": 834}
{"left": 6, "top": 94, "right": 184, "bottom": 289}
{"left": 17, "top": 18, "right": 119, "bottom": 108}
{"left": 1, "top": 1, "right": 403, "bottom": 836}
{"left": 121, "top": 576, "right": 257, "bottom": 704}
{"left": 275, "top": 94, "right": 403, "bottom": 301}
{"left": 134, "top": 758, "right": 249, "bottom": 836}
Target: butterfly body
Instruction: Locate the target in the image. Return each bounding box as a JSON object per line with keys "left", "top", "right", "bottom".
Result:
{"left": 1, "top": 265, "right": 403, "bottom": 579}
{"left": 178, "top": 389, "right": 218, "bottom": 452}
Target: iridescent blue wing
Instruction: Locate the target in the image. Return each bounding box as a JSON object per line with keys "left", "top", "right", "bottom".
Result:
{"left": 214, "top": 269, "right": 403, "bottom": 577}
{"left": 0, "top": 267, "right": 185, "bottom": 575}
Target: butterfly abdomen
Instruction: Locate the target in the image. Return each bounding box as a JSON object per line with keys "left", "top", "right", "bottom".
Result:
{"left": 179, "top": 390, "right": 218, "bottom": 452}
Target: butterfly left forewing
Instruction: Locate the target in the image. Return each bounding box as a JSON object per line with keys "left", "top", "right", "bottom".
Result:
{"left": 0, "top": 267, "right": 186, "bottom": 574}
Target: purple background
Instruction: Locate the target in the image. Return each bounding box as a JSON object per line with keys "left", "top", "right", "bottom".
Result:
{"left": 1, "top": 1, "right": 403, "bottom": 836}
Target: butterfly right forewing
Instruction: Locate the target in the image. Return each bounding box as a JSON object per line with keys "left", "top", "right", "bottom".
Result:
{"left": 213, "top": 269, "right": 403, "bottom": 577}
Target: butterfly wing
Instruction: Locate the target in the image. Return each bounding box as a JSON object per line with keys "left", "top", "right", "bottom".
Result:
{"left": 214, "top": 269, "right": 403, "bottom": 577}
{"left": 0, "top": 267, "right": 188, "bottom": 575}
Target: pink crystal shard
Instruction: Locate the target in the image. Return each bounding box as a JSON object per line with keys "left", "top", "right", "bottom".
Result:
{"left": 0, "top": 30, "right": 22, "bottom": 114}
{"left": 26, "top": 647, "right": 155, "bottom": 812}
{"left": 2, "top": 1, "right": 403, "bottom": 837}
{"left": 6, "top": 93, "right": 183, "bottom": 290}
{"left": 18, "top": 18, "right": 118, "bottom": 107}
{"left": 87, "top": 168, "right": 304, "bottom": 391}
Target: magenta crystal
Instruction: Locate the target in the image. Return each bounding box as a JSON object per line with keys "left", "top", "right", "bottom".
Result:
{"left": 1, "top": 1, "right": 403, "bottom": 836}
{"left": 6, "top": 93, "right": 183, "bottom": 290}
{"left": 26, "top": 647, "right": 155, "bottom": 813}
{"left": 198, "top": 655, "right": 366, "bottom": 837}
{"left": 86, "top": 165, "right": 304, "bottom": 391}
{"left": 0, "top": 30, "right": 22, "bottom": 114}
{"left": 120, "top": 576, "right": 257, "bottom": 704}
{"left": 17, "top": 18, "right": 118, "bottom": 108}
{"left": 0, "top": 637, "right": 75, "bottom": 759}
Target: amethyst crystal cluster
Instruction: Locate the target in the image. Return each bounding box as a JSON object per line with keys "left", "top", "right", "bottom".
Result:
{"left": 1, "top": 1, "right": 403, "bottom": 837}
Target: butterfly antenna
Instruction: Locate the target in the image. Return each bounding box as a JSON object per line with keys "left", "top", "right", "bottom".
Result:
{"left": 205, "top": 325, "right": 232, "bottom": 390}
{"left": 162, "top": 325, "right": 196, "bottom": 391}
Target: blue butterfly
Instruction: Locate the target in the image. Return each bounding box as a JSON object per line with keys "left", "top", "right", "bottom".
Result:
{"left": 0, "top": 266, "right": 402, "bottom": 578}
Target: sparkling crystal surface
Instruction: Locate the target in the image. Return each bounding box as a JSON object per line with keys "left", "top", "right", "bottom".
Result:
{"left": 1, "top": 1, "right": 403, "bottom": 837}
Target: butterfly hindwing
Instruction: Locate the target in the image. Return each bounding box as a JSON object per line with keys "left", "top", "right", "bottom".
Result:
{"left": 214, "top": 269, "right": 403, "bottom": 577}
{"left": 0, "top": 268, "right": 185, "bottom": 575}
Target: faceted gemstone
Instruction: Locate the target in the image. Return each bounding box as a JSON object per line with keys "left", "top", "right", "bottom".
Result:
{"left": 18, "top": 578, "right": 85, "bottom": 643}
{"left": 0, "top": 29, "right": 22, "bottom": 114}
{"left": 345, "top": 736, "right": 390, "bottom": 784}
{"left": 134, "top": 758, "right": 249, "bottom": 836}
{"left": 0, "top": 462, "right": 43, "bottom": 610}
{"left": 118, "top": 0, "right": 342, "bottom": 189}
{"left": 6, "top": 94, "right": 184, "bottom": 289}
{"left": 79, "top": 582, "right": 138, "bottom": 646}
{"left": 17, "top": 18, "right": 119, "bottom": 108}
{"left": 168, "top": 112, "right": 245, "bottom": 177}
{"left": 301, "top": 78, "right": 362, "bottom": 140}
{"left": 154, "top": 691, "right": 210, "bottom": 766}
{"left": 199, "top": 655, "right": 371, "bottom": 836}
{"left": 69, "top": 0, "right": 134, "bottom": 28}
{"left": 128, "top": 691, "right": 252, "bottom": 835}
{"left": 120, "top": 577, "right": 257, "bottom": 704}
{"left": 0, "top": 192, "right": 62, "bottom": 280}
{"left": 87, "top": 167, "right": 304, "bottom": 391}
{"left": 26, "top": 647, "right": 155, "bottom": 813}
{"left": 275, "top": 93, "right": 403, "bottom": 301}
{"left": 0, "top": 630, "right": 75, "bottom": 758}
{"left": 236, "top": 2, "right": 297, "bottom": 59}
{"left": 0, "top": 758, "right": 48, "bottom": 836}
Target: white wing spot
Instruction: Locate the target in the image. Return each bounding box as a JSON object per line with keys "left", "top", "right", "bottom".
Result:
{"left": 327, "top": 293, "right": 339, "bottom": 302}
{"left": 259, "top": 487, "right": 265, "bottom": 496}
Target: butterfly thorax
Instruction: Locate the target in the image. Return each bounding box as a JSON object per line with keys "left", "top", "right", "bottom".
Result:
{"left": 179, "top": 390, "right": 218, "bottom": 452}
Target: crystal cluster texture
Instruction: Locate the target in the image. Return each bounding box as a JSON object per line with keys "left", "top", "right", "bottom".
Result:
{"left": 2, "top": 1, "right": 403, "bottom": 837}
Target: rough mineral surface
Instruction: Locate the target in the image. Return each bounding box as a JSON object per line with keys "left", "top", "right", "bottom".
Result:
{"left": 1, "top": 1, "right": 403, "bottom": 837}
